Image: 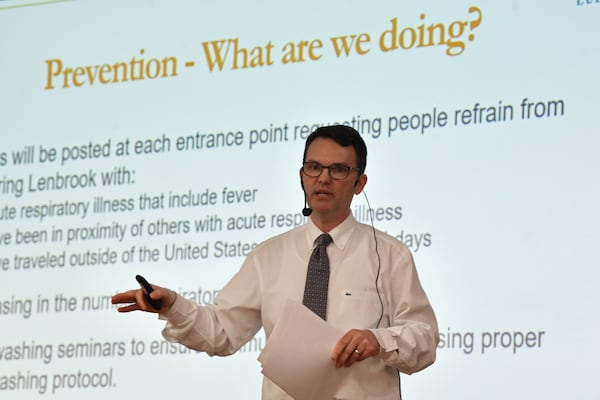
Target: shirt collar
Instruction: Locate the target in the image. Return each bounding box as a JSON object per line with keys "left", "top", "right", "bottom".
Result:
{"left": 305, "top": 213, "right": 358, "bottom": 251}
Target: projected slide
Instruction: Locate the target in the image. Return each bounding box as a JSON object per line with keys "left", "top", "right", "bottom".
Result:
{"left": 1, "top": 1, "right": 598, "bottom": 399}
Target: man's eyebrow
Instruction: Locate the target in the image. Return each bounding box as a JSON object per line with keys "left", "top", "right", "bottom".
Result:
{"left": 305, "top": 160, "right": 350, "bottom": 165}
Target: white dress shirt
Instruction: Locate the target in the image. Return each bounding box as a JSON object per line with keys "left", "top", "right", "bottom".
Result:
{"left": 162, "top": 213, "right": 438, "bottom": 399}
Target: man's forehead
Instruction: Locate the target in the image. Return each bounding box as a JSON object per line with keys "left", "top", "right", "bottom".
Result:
{"left": 306, "top": 138, "right": 357, "bottom": 162}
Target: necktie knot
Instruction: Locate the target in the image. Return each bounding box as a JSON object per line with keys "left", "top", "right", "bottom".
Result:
{"left": 314, "top": 233, "right": 332, "bottom": 248}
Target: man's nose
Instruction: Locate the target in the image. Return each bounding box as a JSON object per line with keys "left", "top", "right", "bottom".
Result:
{"left": 317, "top": 167, "right": 332, "bottom": 182}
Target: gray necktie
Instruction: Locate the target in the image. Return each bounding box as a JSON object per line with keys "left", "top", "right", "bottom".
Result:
{"left": 302, "top": 233, "right": 333, "bottom": 320}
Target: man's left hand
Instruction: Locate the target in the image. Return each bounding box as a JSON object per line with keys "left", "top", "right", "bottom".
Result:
{"left": 331, "top": 329, "right": 381, "bottom": 368}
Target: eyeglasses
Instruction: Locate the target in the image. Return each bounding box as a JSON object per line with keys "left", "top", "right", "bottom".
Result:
{"left": 302, "top": 161, "right": 361, "bottom": 180}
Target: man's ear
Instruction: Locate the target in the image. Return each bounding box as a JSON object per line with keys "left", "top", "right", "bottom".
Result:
{"left": 354, "top": 174, "right": 367, "bottom": 194}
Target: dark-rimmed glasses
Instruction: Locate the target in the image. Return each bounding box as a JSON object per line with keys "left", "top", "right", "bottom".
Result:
{"left": 302, "top": 161, "right": 360, "bottom": 180}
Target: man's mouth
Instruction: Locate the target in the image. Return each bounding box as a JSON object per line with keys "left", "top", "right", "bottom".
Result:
{"left": 313, "top": 190, "right": 332, "bottom": 198}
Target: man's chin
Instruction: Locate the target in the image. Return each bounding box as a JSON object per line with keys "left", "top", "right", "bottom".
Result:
{"left": 309, "top": 203, "right": 333, "bottom": 214}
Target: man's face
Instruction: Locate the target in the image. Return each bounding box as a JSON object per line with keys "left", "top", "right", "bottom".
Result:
{"left": 301, "top": 137, "right": 366, "bottom": 225}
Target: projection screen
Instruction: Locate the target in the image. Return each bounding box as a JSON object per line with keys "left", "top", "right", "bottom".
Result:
{"left": 1, "top": 0, "right": 598, "bottom": 398}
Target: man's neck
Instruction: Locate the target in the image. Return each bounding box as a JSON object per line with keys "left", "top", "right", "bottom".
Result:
{"left": 310, "top": 209, "right": 351, "bottom": 233}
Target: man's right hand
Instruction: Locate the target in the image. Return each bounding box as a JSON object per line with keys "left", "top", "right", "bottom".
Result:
{"left": 111, "top": 285, "right": 177, "bottom": 314}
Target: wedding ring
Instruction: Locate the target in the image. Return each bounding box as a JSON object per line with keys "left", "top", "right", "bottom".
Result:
{"left": 354, "top": 349, "right": 361, "bottom": 355}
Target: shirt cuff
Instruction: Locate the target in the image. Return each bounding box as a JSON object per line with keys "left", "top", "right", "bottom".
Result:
{"left": 370, "top": 328, "right": 398, "bottom": 354}
{"left": 159, "top": 293, "right": 197, "bottom": 325}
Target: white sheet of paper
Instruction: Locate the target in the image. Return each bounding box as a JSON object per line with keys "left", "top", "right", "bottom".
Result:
{"left": 258, "top": 300, "right": 349, "bottom": 400}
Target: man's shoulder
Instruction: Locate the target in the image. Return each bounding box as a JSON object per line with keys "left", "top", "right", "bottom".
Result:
{"left": 353, "top": 220, "right": 411, "bottom": 253}
{"left": 253, "top": 223, "right": 308, "bottom": 251}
